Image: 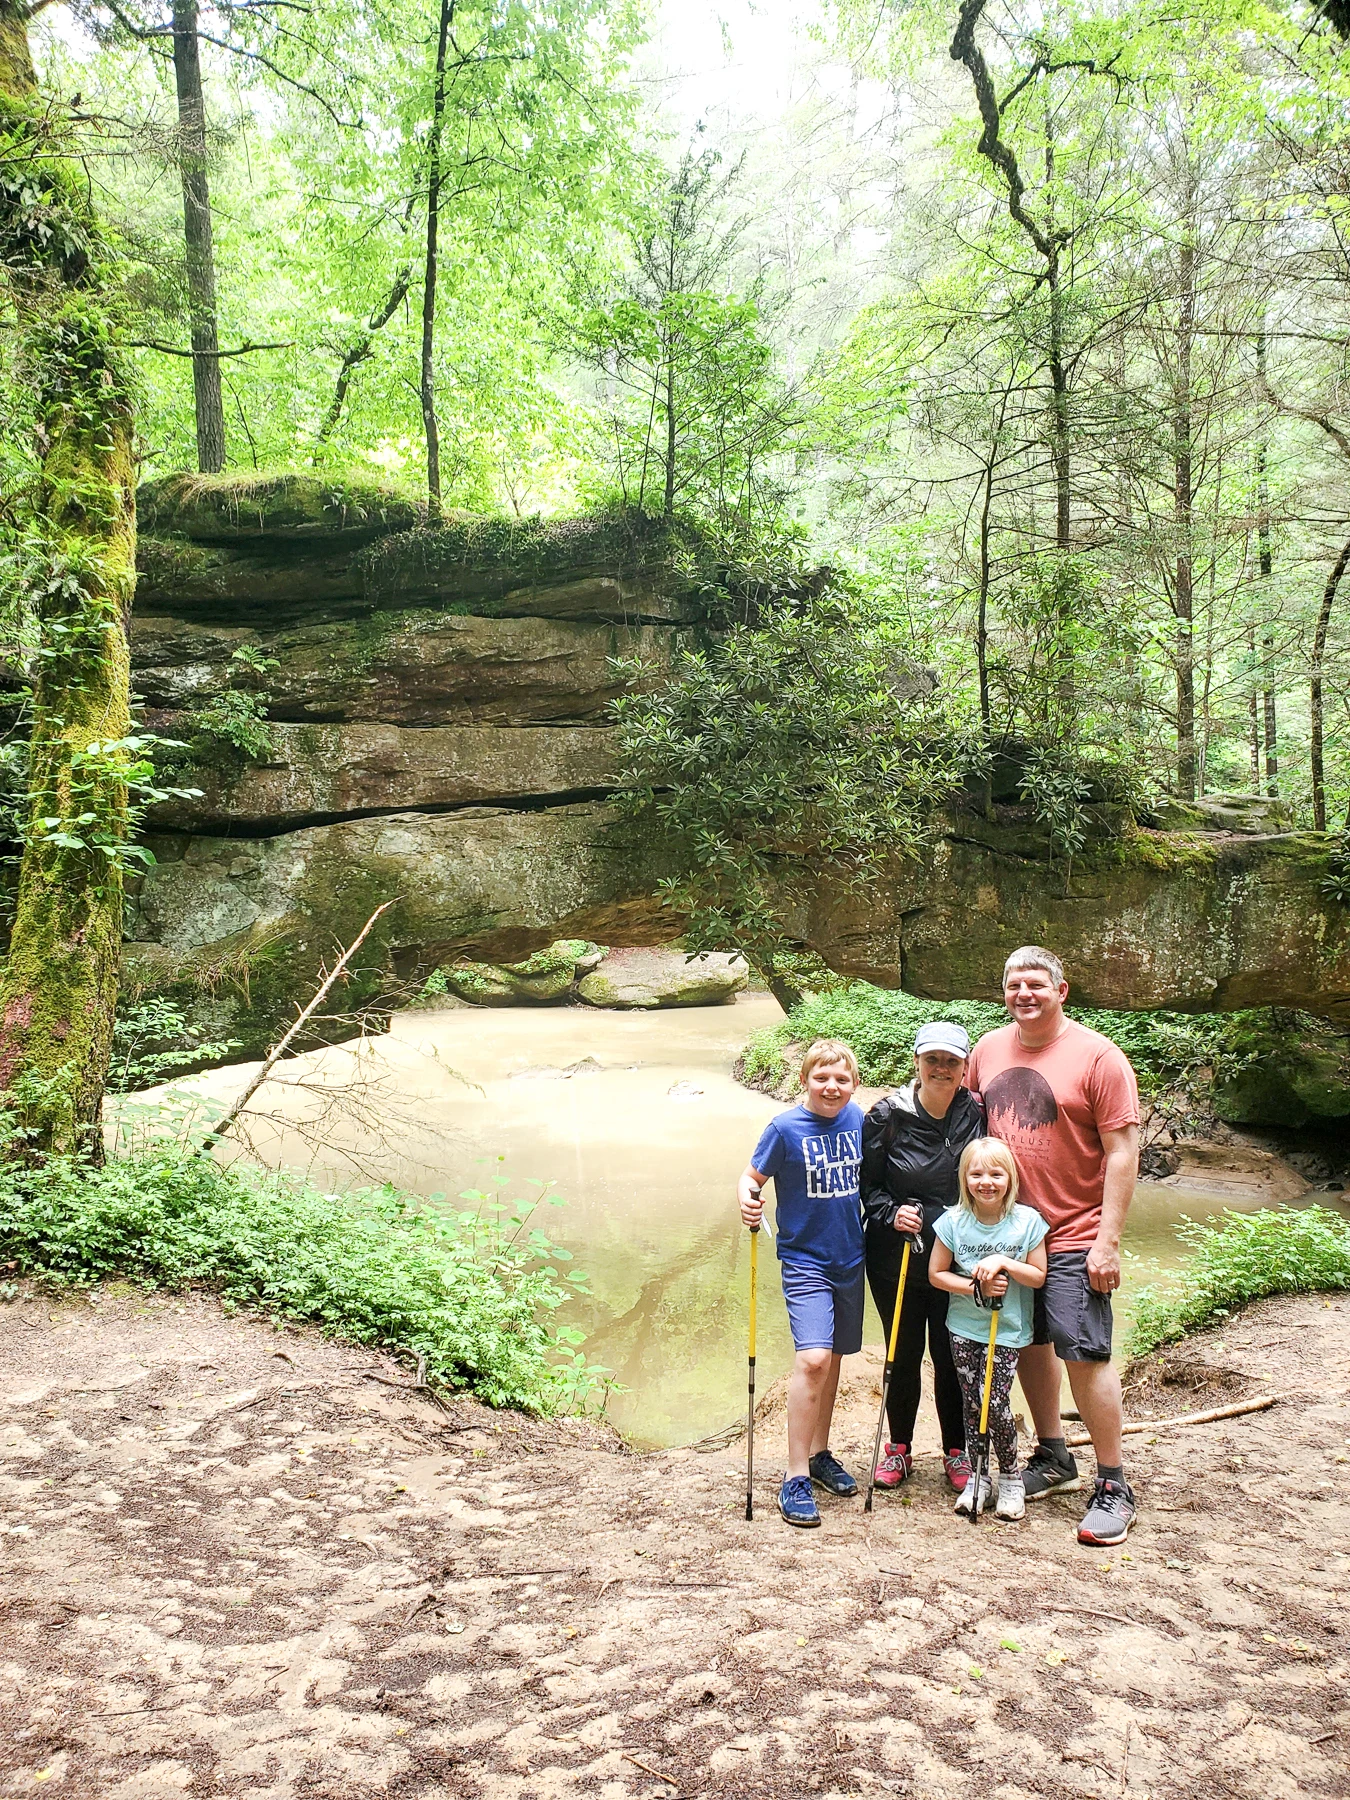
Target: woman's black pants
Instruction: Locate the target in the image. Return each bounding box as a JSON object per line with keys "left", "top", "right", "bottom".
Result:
{"left": 864, "top": 1255, "right": 967, "bottom": 1454}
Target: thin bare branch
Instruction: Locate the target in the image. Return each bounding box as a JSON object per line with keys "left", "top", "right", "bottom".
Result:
{"left": 198, "top": 902, "right": 397, "bottom": 1154}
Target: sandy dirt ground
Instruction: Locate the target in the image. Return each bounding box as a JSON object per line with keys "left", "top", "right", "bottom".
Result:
{"left": 1, "top": 1284, "right": 1347, "bottom": 1800}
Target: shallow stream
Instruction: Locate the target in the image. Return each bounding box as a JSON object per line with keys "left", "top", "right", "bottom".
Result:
{"left": 141, "top": 994, "right": 1345, "bottom": 1449}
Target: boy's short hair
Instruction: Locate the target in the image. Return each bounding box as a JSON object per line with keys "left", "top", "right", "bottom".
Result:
{"left": 1002, "top": 945, "right": 1065, "bottom": 988}
{"left": 957, "top": 1137, "right": 1021, "bottom": 1218}
{"left": 799, "top": 1038, "right": 860, "bottom": 1086}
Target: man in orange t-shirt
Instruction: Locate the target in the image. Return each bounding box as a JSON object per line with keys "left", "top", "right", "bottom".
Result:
{"left": 967, "top": 946, "right": 1140, "bottom": 1546}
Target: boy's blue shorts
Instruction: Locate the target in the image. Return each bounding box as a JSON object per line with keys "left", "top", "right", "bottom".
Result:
{"left": 780, "top": 1259, "right": 865, "bottom": 1355}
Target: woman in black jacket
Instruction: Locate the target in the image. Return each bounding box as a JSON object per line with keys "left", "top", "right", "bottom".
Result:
{"left": 861, "top": 1020, "right": 985, "bottom": 1492}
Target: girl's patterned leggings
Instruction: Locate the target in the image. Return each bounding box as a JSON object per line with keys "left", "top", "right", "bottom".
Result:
{"left": 947, "top": 1332, "right": 1021, "bottom": 1475}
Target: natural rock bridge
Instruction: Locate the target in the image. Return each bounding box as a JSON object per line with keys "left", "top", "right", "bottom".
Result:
{"left": 118, "top": 474, "right": 1349, "bottom": 1058}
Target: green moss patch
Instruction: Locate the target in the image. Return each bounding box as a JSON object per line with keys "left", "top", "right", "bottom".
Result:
{"left": 358, "top": 512, "right": 691, "bottom": 603}
{"left": 138, "top": 471, "right": 424, "bottom": 542}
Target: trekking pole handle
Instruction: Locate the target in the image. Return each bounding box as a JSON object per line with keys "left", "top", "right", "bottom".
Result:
{"left": 971, "top": 1276, "right": 1005, "bottom": 1311}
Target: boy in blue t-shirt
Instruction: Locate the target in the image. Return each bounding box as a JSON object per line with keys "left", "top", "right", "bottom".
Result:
{"left": 738, "top": 1038, "right": 865, "bottom": 1528}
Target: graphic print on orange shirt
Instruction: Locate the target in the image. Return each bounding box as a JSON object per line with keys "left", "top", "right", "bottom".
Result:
{"left": 967, "top": 1021, "right": 1139, "bottom": 1253}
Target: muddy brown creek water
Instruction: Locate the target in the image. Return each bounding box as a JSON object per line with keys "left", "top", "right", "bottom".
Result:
{"left": 120, "top": 993, "right": 1345, "bottom": 1449}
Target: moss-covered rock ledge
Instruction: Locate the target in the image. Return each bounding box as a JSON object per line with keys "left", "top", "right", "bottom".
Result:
{"left": 787, "top": 814, "right": 1350, "bottom": 1026}
{"left": 133, "top": 471, "right": 719, "bottom": 628}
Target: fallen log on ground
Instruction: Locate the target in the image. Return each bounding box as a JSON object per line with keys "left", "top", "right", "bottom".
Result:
{"left": 1063, "top": 1391, "right": 1282, "bottom": 1447}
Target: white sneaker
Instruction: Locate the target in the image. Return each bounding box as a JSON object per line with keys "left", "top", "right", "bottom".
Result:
{"left": 954, "top": 1474, "right": 992, "bottom": 1515}
{"left": 996, "top": 1476, "right": 1025, "bottom": 1520}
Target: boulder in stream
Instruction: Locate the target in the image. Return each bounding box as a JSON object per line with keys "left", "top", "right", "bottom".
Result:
{"left": 576, "top": 948, "right": 749, "bottom": 1009}
{"left": 437, "top": 940, "right": 604, "bottom": 1005}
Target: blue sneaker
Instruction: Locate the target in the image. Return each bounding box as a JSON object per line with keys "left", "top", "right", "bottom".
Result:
{"left": 808, "top": 1449, "right": 859, "bottom": 1497}
{"left": 778, "top": 1475, "right": 821, "bottom": 1527}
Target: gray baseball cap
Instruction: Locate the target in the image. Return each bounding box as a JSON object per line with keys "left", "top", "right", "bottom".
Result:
{"left": 913, "top": 1021, "right": 971, "bottom": 1059}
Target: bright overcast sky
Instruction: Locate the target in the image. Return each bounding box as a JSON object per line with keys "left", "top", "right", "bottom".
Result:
{"left": 644, "top": 0, "right": 820, "bottom": 132}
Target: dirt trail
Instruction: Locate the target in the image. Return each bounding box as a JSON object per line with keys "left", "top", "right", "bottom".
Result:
{"left": 1, "top": 1285, "right": 1347, "bottom": 1800}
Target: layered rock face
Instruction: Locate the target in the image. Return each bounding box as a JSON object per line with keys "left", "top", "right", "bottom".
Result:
{"left": 120, "top": 472, "right": 1350, "bottom": 1066}
{"left": 124, "top": 475, "right": 692, "bottom": 1058}
{"left": 790, "top": 815, "right": 1350, "bottom": 1024}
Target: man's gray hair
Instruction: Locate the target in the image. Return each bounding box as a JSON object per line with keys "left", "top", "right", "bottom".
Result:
{"left": 1002, "top": 945, "right": 1065, "bottom": 987}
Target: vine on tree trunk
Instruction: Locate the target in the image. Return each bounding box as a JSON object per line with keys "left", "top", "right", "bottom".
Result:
{"left": 0, "top": 1, "right": 137, "bottom": 1158}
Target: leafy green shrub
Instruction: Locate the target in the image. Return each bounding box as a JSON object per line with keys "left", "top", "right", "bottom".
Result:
{"left": 108, "top": 999, "right": 241, "bottom": 1093}
{"left": 612, "top": 583, "right": 977, "bottom": 968}
{"left": 1019, "top": 743, "right": 1092, "bottom": 863}
{"left": 1067, "top": 1008, "right": 1232, "bottom": 1092}
{"left": 739, "top": 980, "right": 1253, "bottom": 1097}
{"left": 739, "top": 985, "right": 1006, "bottom": 1089}
{"left": 0, "top": 1150, "right": 602, "bottom": 1412}
{"left": 184, "top": 646, "right": 281, "bottom": 764}
{"left": 193, "top": 689, "right": 275, "bottom": 762}
{"left": 1127, "top": 1206, "right": 1350, "bottom": 1356}
{"left": 1323, "top": 830, "right": 1350, "bottom": 905}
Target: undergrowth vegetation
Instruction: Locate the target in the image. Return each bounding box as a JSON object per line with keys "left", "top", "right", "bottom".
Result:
{"left": 738, "top": 982, "right": 1238, "bottom": 1095}
{"left": 0, "top": 1148, "right": 604, "bottom": 1413}
{"left": 1127, "top": 1206, "right": 1350, "bottom": 1355}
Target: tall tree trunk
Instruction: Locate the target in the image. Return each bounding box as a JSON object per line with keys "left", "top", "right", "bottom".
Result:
{"left": 1041, "top": 91, "right": 1071, "bottom": 553}
{"left": 1255, "top": 331, "right": 1278, "bottom": 795}
{"left": 1043, "top": 100, "right": 1074, "bottom": 723}
{"left": 1173, "top": 235, "right": 1196, "bottom": 800}
{"left": 0, "top": 2, "right": 135, "bottom": 1156}
{"left": 975, "top": 420, "right": 998, "bottom": 819}
{"left": 1261, "top": 640, "right": 1278, "bottom": 796}
{"left": 1311, "top": 537, "right": 1350, "bottom": 832}
{"left": 1246, "top": 624, "right": 1261, "bottom": 790}
{"left": 1048, "top": 271, "right": 1070, "bottom": 549}
{"left": 1199, "top": 555, "right": 1215, "bottom": 796}
{"left": 421, "top": 0, "right": 453, "bottom": 515}
{"left": 663, "top": 226, "right": 677, "bottom": 520}
{"left": 664, "top": 358, "right": 676, "bottom": 521}
{"left": 976, "top": 447, "right": 994, "bottom": 739}
{"left": 172, "top": 0, "right": 225, "bottom": 473}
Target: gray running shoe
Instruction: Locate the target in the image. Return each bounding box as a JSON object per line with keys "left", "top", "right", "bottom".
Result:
{"left": 1077, "top": 1477, "right": 1136, "bottom": 1546}
{"left": 1023, "top": 1445, "right": 1083, "bottom": 1499}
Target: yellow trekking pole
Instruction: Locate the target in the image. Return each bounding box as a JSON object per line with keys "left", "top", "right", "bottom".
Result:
{"left": 864, "top": 1235, "right": 913, "bottom": 1513}
{"left": 745, "top": 1225, "right": 759, "bottom": 1521}
{"left": 968, "top": 1286, "right": 1004, "bottom": 1526}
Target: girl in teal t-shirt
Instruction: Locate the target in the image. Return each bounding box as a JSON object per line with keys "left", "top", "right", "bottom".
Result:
{"left": 930, "top": 1138, "right": 1048, "bottom": 1520}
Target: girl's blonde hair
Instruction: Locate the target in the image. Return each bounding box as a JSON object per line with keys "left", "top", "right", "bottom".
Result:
{"left": 799, "top": 1038, "right": 860, "bottom": 1085}
{"left": 957, "top": 1137, "right": 1020, "bottom": 1218}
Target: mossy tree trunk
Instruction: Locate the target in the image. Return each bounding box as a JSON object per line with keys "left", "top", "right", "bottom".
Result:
{"left": 0, "top": 2, "right": 136, "bottom": 1156}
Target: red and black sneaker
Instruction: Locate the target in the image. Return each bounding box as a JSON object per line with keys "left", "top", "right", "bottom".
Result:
{"left": 943, "top": 1450, "right": 971, "bottom": 1492}
{"left": 873, "top": 1442, "right": 912, "bottom": 1489}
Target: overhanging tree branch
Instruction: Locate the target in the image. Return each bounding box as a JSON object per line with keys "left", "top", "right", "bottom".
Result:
{"left": 316, "top": 264, "right": 411, "bottom": 445}
{"left": 949, "top": 0, "right": 1063, "bottom": 261}
{"left": 124, "top": 336, "right": 293, "bottom": 354}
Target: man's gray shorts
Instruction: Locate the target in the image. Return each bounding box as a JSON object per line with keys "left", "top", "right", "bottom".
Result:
{"left": 1032, "top": 1250, "right": 1113, "bottom": 1363}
